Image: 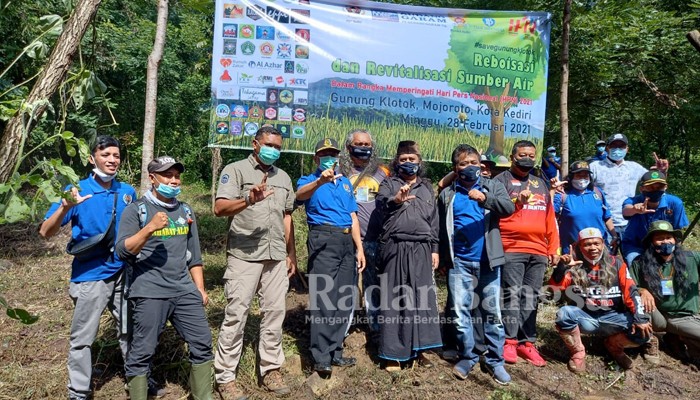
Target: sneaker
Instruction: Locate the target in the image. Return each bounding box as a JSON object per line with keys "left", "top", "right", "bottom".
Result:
{"left": 452, "top": 359, "right": 474, "bottom": 380}
{"left": 643, "top": 335, "right": 661, "bottom": 365}
{"left": 217, "top": 381, "right": 248, "bottom": 400}
{"left": 482, "top": 364, "right": 511, "bottom": 385}
{"left": 262, "top": 370, "right": 291, "bottom": 397}
{"left": 516, "top": 342, "right": 547, "bottom": 367}
{"left": 385, "top": 360, "right": 401, "bottom": 372}
{"left": 503, "top": 339, "right": 518, "bottom": 364}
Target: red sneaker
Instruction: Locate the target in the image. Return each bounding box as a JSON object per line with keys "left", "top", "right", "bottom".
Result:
{"left": 504, "top": 338, "right": 518, "bottom": 364}
{"left": 517, "top": 342, "right": 547, "bottom": 367}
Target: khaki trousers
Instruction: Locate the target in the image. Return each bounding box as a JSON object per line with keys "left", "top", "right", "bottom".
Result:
{"left": 214, "top": 257, "right": 288, "bottom": 383}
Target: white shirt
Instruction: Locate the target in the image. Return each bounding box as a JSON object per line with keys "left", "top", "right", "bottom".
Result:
{"left": 589, "top": 157, "right": 647, "bottom": 227}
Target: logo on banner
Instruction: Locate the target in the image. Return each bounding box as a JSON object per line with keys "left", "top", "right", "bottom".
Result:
{"left": 249, "top": 105, "right": 263, "bottom": 119}
{"left": 278, "top": 106, "right": 292, "bottom": 122}
{"left": 217, "top": 85, "right": 239, "bottom": 100}
{"left": 276, "top": 76, "right": 285, "bottom": 85}
{"left": 219, "top": 70, "right": 233, "bottom": 82}
{"left": 265, "top": 107, "right": 278, "bottom": 120}
{"left": 292, "top": 125, "right": 306, "bottom": 139}
{"left": 216, "top": 121, "right": 229, "bottom": 134}
{"left": 345, "top": 6, "right": 365, "bottom": 15}
{"left": 240, "top": 87, "right": 267, "bottom": 101}
{"left": 241, "top": 41, "right": 255, "bottom": 55}
{"left": 244, "top": 122, "right": 259, "bottom": 136}
{"left": 290, "top": 9, "right": 310, "bottom": 24}
{"left": 509, "top": 16, "right": 537, "bottom": 34}
{"left": 483, "top": 18, "right": 496, "bottom": 27}
{"left": 277, "top": 124, "right": 291, "bottom": 138}
{"left": 248, "top": 60, "right": 283, "bottom": 70}
{"left": 288, "top": 77, "right": 307, "bottom": 88}
{"left": 260, "top": 42, "right": 274, "bottom": 57}
{"left": 223, "top": 39, "right": 237, "bottom": 55}
{"left": 223, "top": 4, "right": 244, "bottom": 19}
{"left": 284, "top": 61, "right": 295, "bottom": 73}
{"left": 295, "top": 45, "right": 309, "bottom": 59}
{"left": 240, "top": 24, "right": 254, "bottom": 38}
{"left": 277, "top": 30, "right": 291, "bottom": 41}
{"left": 293, "top": 90, "right": 308, "bottom": 105}
{"left": 293, "top": 108, "right": 306, "bottom": 122}
{"left": 220, "top": 58, "right": 233, "bottom": 68}
{"left": 266, "top": 6, "right": 290, "bottom": 23}
{"left": 223, "top": 24, "right": 238, "bottom": 37}
{"left": 230, "top": 121, "right": 243, "bottom": 136}
{"left": 245, "top": 5, "right": 264, "bottom": 20}
{"left": 371, "top": 11, "right": 399, "bottom": 22}
{"left": 295, "top": 62, "right": 308, "bottom": 74}
{"left": 238, "top": 72, "right": 253, "bottom": 84}
{"left": 276, "top": 43, "right": 292, "bottom": 59}
{"left": 267, "top": 88, "right": 279, "bottom": 104}
{"left": 256, "top": 26, "right": 275, "bottom": 40}
{"left": 450, "top": 16, "right": 466, "bottom": 25}
{"left": 295, "top": 28, "right": 310, "bottom": 42}
{"left": 279, "top": 89, "right": 293, "bottom": 104}
{"left": 257, "top": 75, "right": 273, "bottom": 84}
{"left": 216, "top": 104, "right": 230, "bottom": 118}
{"left": 399, "top": 13, "right": 448, "bottom": 25}
{"left": 232, "top": 105, "right": 248, "bottom": 118}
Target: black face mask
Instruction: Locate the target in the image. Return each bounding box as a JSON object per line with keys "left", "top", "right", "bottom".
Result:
{"left": 513, "top": 157, "right": 535, "bottom": 173}
{"left": 644, "top": 190, "right": 665, "bottom": 203}
{"left": 458, "top": 165, "right": 481, "bottom": 182}
{"left": 396, "top": 162, "right": 419, "bottom": 176}
{"left": 349, "top": 145, "right": 372, "bottom": 160}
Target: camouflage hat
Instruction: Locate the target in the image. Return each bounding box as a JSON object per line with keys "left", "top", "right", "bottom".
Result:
{"left": 642, "top": 220, "right": 682, "bottom": 246}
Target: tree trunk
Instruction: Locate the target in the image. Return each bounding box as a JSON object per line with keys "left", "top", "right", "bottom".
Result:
{"left": 210, "top": 147, "right": 221, "bottom": 211}
{"left": 484, "top": 83, "right": 516, "bottom": 159}
{"left": 139, "top": 0, "right": 169, "bottom": 194}
{"left": 560, "top": 0, "right": 572, "bottom": 178}
{"left": 0, "top": 0, "right": 103, "bottom": 183}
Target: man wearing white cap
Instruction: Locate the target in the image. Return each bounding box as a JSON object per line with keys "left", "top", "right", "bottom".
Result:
{"left": 549, "top": 227, "right": 652, "bottom": 372}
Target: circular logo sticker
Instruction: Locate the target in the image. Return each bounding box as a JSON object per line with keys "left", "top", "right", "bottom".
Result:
{"left": 216, "top": 121, "right": 229, "bottom": 134}
{"left": 280, "top": 90, "right": 293, "bottom": 104}
{"left": 260, "top": 42, "right": 274, "bottom": 56}
{"left": 245, "top": 122, "right": 259, "bottom": 136}
{"left": 216, "top": 104, "right": 230, "bottom": 118}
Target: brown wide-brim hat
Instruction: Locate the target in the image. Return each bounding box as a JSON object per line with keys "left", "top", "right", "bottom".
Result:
{"left": 642, "top": 220, "right": 683, "bottom": 246}
{"left": 396, "top": 140, "right": 420, "bottom": 156}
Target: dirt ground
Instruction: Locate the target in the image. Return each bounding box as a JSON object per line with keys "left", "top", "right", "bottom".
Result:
{"left": 2, "top": 222, "right": 700, "bottom": 400}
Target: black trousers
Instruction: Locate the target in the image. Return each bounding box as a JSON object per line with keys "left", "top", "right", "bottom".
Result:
{"left": 307, "top": 227, "right": 357, "bottom": 365}
{"left": 500, "top": 252, "right": 547, "bottom": 343}
{"left": 125, "top": 291, "right": 213, "bottom": 377}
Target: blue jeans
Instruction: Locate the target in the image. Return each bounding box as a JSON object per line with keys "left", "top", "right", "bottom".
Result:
{"left": 476, "top": 263, "right": 505, "bottom": 367}
{"left": 448, "top": 258, "right": 506, "bottom": 368}
{"left": 555, "top": 305, "right": 648, "bottom": 344}
{"left": 448, "top": 258, "right": 480, "bottom": 368}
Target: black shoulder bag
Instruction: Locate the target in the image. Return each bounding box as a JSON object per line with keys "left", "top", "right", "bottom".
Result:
{"left": 66, "top": 193, "right": 118, "bottom": 261}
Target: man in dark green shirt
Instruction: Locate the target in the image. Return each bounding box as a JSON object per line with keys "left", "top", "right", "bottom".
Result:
{"left": 630, "top": 220, "right": 700, "bottom": 361}
{"left": 116, "top": 156, "right": 213, "bottom": 400}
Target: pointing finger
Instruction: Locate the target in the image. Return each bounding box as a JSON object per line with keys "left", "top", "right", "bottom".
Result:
{"left": 331, "top": 161, "right": 338, "bottom": 171}
{"left": 643, "top": 198, "right": 649, "bottom": 208}
{"left": 261, "top": 172, "right": 268, "bottom": 185}
{"left": 653, "top": 152, "right": 660, "bottom": 162}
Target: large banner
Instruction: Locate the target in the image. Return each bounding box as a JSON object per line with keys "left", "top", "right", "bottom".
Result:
{"left": 209, "top": 0, "right": 552, "bottom": 164}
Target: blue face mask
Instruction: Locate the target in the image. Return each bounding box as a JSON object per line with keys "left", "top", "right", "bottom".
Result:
{"left": 257, "top": 145, "right": 280, "bottom": 166}
{"left": 644, "top": 190, "right": 665, "bottom": 203}
{"left": 609, "top": 148, "right": 627, "bottom": 161}
{"left": 458, "top": 165, "right": 481, "bottom": 182}
{"left": 396, "top": 161, "right": 419, "bottom": 176}
{"left": 155, "top": 181, "right": 181, "bottom": 199}
{"left": 654, "top": 243, "right": 675, "bottom": 256}
{"left": 597, "top": 146, "right": 606, "bottom": 153}
{"left": 319, "top": 156, "right": 338, "bottom": 171}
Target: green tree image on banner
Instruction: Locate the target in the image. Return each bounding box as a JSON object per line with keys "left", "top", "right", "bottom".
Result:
{"left": 208, "top": 0, "right": 552, "bottom": 164}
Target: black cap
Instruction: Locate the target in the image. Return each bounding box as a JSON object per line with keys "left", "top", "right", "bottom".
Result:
{"left": 595, "top": 140, "right": 606, "bottom": 146}
{"left": 148, "top": 156, "right": 184, "bottom": 173}
{"left": 569, "top": 160, "right": 591, "bottom": 174}
{"left": 606, "top": 133, "right": 628, "bottom": 146}
{"left": 314, "top": 138, "right": 340, "bottom": 154}
{"left": 640, "top": 170, "right": 666, "bottom": 186}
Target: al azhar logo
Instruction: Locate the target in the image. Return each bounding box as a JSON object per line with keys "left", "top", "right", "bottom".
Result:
{"left": 483, "top": 18, "right": 495, "bottom": 26}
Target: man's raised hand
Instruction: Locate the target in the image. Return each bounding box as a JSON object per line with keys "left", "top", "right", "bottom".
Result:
{"left": 61, "top": 187, "right": 92, "bottom": 208}
{"left": 393, "top": 184, "right": 416, "bottom": 204}
{"left": 653, "top": 152, "right": 669, "bottom": 173}
{"left": 250, "top": 172, "right": 274, "bottom": 204}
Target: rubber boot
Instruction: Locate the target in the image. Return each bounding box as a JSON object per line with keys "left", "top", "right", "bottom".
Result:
{"left": 189, "top": 360, "right": 214, "bottom": 400}
{"left": 127, "top": 375, "right": 148, "bottom": 400}
{"left": 604, "top": 332, "right": 640, "bottom": 370}
{"left": 556, "top": 325, "right": 586, "bottom": 373}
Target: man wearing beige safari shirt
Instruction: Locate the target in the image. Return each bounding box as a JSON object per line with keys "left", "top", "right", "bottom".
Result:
{"left": 213, "top": 126, "right": 297, "bottom": 399}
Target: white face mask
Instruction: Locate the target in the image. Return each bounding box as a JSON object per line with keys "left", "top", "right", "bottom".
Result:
{"left": 572, "top": 179, "right": 590, "bottom": 191}
{"left": 93, "top": 167, "right": 116, "bottom": 182}
{"left": 583, "top": 253, "right": 603, "bottom": 265}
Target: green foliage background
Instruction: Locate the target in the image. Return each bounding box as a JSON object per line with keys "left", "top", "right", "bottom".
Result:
{"left": 2, "top": 0, "right": 700, "bottom": 214}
